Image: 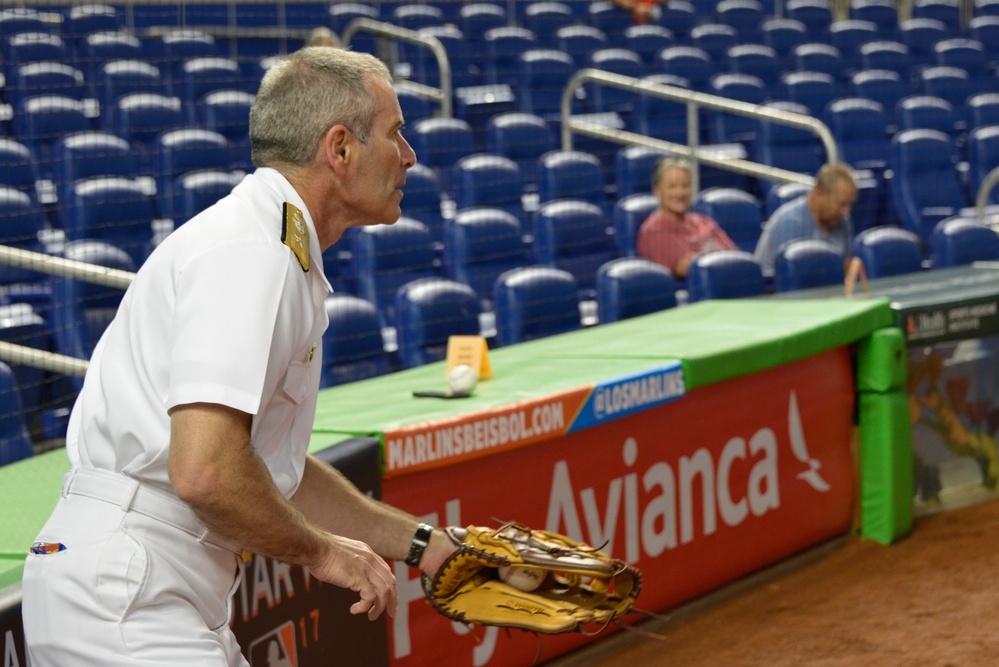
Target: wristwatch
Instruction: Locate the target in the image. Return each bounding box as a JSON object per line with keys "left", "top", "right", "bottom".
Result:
{"left": 405, "top": 523, "right": 434, "bottom": 568}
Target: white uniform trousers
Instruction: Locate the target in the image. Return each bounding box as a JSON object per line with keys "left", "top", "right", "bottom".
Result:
{"left": 23, "top": 483, "right": 247, "bottom": 665}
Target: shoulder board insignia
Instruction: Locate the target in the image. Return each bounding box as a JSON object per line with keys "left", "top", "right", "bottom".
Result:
{"left": 282, "top": 202, "right": 310, "bottom": 272}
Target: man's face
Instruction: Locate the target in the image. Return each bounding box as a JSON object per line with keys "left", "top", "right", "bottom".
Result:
{"left": 346, "top": 77, "right": 417, "bottom": 227}
{"left": 814, "top": 179, "right": 857, "bottom": 228}
{"left": 652, "top": 166, "right": 692, "bottom": 218}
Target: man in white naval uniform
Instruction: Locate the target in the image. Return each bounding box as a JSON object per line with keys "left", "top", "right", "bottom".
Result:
{"left": 22, "top": 47, "right": 454, "bottom": 665}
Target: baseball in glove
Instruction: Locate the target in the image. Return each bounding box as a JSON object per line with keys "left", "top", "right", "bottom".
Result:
{"left": 422, "top": 523, "right": 643, "bottom": 636}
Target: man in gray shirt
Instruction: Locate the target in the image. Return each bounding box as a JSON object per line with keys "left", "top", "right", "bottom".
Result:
{"left": 754, "top": 163, "right": 858, "bottom": 274}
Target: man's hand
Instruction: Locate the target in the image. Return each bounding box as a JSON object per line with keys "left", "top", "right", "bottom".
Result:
{"left": 310, "top": 534, "right": 399, "bottom": 620}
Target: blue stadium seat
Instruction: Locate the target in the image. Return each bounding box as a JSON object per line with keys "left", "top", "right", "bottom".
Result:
{"left": 0, "top": 360, "right": 34, "bottom": 465}
{"left": 690, "top": 23, "right": 738, "bottom": 62}
{"left": 484, "top": 26, "right": 537, "bottom": 86}
{"left": 152, "top": 29, "right": 218, "bottom": 84}
{"left": 82, "top": 31, "right": 142, "bottom": 82}
{"left": 588, "top": 0, "right": 634, "bottom": 48}
{"left": 692, "top": 187, "right": 764, "bottom": 253}
{"left": 97, "top": 60, "right": 167, "bottom": 121}
{"left": 859, "top": 41, "right": 911, "bottom": 79}
{"left": 968, "top": 125, "right": 999, "bottom": 206}
{"left": 625, "top": 24, "right": 674, "bottom": 66}
{"left": 934, "top": 39, "right": 990, "bottom": 85}
{"left": 64, "top": 4, "right": 120, "bottom": 49}
{"left": 179, "top": 57, "right": 244, "bottom": 119}
{"left": 17, "top": 96, "right": 91, "bottom": 177}
{"left": 413, "top": 25, "right": 477, "bottom": 89}
{"left": 9, "top": 62, "right": 86, "bottom": 109}
{"left": 850, "top": 0, "right": 899, "bottom": 32}
{"left": 396, "top": 83, "right": 437, "bottom": 124}
{"left": 0, "top": 8, "right": 51, "bottom": 38}
{"left": 558, "top": 24, "right": 609, "bottom": 68}
{"left": 766, "top": 181, "right": 812, "bottom": 217}
{"left": 918, "top": 66, "right": 976, "bottom": 119}
{"left": 633, "top": 74, "right": 691, "bottom": 143}
{"left": 392, "top": 3, "right": 445, "bottom": 31}
{"left": 524, "top": 2, "right": 577, "bottom": 44}
{"left": 486, "top": 112, "right": 556, "bottom": 190}
{"left": 716, "top": 0, "right": 765, "bottom": 42}
{"left": 889, "top": 128, "right": 967, "bottom": 241}
{"left": 442, "top": 207, "right": 527, "bottom": 300}
{"left": 612, "top": 192, "right": 659, "bottom": 257}
{"left": 0, "top": 139, "right": 41, "bottom": 198}
{"left": 754, "top": 101, "right": 823, "bottom": 179}
{"left": 493, "top": 266, "right": 581, "bottom": 346}
{"left": 657, "top": 46, "right": 713, "bottom": 92}
{"left": 327, "top": 2, "right": 379, "bottom": 37}
{"left": 896, "top": 95, "right": 957, "bottom": 138}
{"left": 152, "top": 128, "right": 229, "bottom": 216}
{"left": 172, "top": 170, "right": 242, "bottom": 226}
{"left": 0, "top": 187, "right": 48, "bottom": 302}
{"left": 708, "top": 74, "right": 766, "bottom": 146}
{"left": 399, "top": 162, "right": 445, "bottom": 244}
{"left": 454, "top": 85, "right": 517, "bottom": 151}
{"left": 786, "top": 0, "right": 834, "bottom": 41}
{"left": 113, "top": 93, "right": 185, "bottom": 160}
{"left": 395, "top": 278, "right": 483, "bottom": 369}
{"left": 614, "top": 144, "right": 670, "bottom": 198}
{"left": 320, "top": 294, "right": 390, "bottom": 388}
{"left": 793, "top": 43, "right": 846, "bottom": 92}
{"left": 410, "top": 117, "right": 476, "bottom": 195}
{"left": 586, "top": 48, "right": 646, "bottom": 114}
{"left": 969, "top": 16, "right": 999, "bottom": 69}
{"left": 533, "top": 199, "right": 615, "bottom": 293}
{"left": 538, "top": 150, "right": 607, "bottom": 212}
{"left": 829, "top": 19, "right": 879, "bottom": 72}
{"left": 53, "top": 130, "right": 137, "bottom": 208}
{"left": 596, "top": 257, "right": 676, "bottom": 323}
{"left": 976, "top": 0, "right": 999, "bottom": 16}
{"left": 51, "top": 240, "right": 134, "bottom": 378}
{"left": 3, "top": 32, "right": 68, "bottom": 83}
{"left": 686, "top": 250, "right": 766, "bottom": 301}
{"left": 966, "top": 92, "right": 999, "bottom": 131}
{"left": 518, "top": 48, "right": 576, "bottom": 117}
{"left": 197, "top": 89, "right": 255, "bottom": 170}
{"left": 0, "top": 302, "right": 49, "bottom": 419}
{"left": 461, "top": 3, "right": 507, "bottom": 45}
{"left": 898, "top": 18, "right": 949, "bottom": 68}
{"left": 774, "top": 238, "right": 845, "bottom": 291}
{"left": 825, "top": 97, "right": 890, "bottom": 172}
{"left": 727, "top": 44, "right": 782, "bottom": 97}
{"left": 351, "top": 217, "right": 437, "bottom": 326}
{"left": 851, "top": 226, "right": 924, "bottom": 278}
{"left": 929, "top": 216, "right": 999, "bottom": 267}
{"left": 656, "top": 0, "right": 697, "bottom": 43}
{"left": 912, "top": 0, "right": 962, "bottom": 32}
{"left": 780, "top": 71, "right": 838, "bottom": 116}
{"left": 762, "top": 18, "right": 808, "bottom": 67}
{"left": 453, "top": 154, "right": 525, "bottom": 223}
{"left": 850, "top": 69, "right": 908, "bottom": 121}
{"left": 65, "top": 176, "right": 157, "bottom": 266}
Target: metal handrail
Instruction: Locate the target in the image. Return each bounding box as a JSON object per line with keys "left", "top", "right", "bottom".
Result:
{"left": 976, "top": 165, "right": 999, "bottom": 226}
{"left": 0, "top": 245, "right": 135, "bottom": 373}
{"left": 342, "top": 17, "right": 452, "bottom": 117}
{"left": 561, "top": 69, "right": 838, "bottom": 194}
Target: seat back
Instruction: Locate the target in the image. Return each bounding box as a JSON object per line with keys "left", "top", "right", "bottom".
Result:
{"left": 614, "top": 144, "right": 670, "bottom": 198}
{"left": 966, "top": 92, "right": 999, "bottom": 132}
{"left": 657, "top": 46, "right": 713, "bottom": 92}
{"left": 596, "top": 258, "right": 676, "bottom": 323}
{"left": 850, "top": 68, "right": 907, "bottom": 116}
{"left": 708, "top": 73, "right": 766, "bottom": 145}
{"left": 153, "top": 128, "right": 230, "bottom": 217}
{"left": 692, "top": 187, "right": 763, "bottom": 253}
{"left": 587, "top": 48, "right": 646, "bottom": 111}
{"left": 558, "top": 24, "right": 609, "bottom": 68}
{"left": 518, "top": 48, "right": 576, "bottom": 117}
{"left": 352, "top": 217, "right": 436, "bottom": 325}
{"left": 66, "top": 176, "right": 157, "bottom": 266}
{"left": 889, "top": 128, "right": 966, "bottom": 241}
{"left": 533, "top": 199, "right": 614, "bottom": 291}
{"left": 453, "top": 154, "right": 524, "bottom": 222}
{"left": 829, "top": 19, "right": 878, "bottom": 71}
{"left": 172, "top": 170, "right": 242, "bottom": 226}
{"left": 774, "top": 238, "right": 845, "bottom": 291}
{"left": 968, "top": 125, "right": 999, "bottom": 206}
{"left": 0, "top": 187, "right": 46, "bottom": 286}
{"left": 912, "top": 0, "right": 961, "bottom": 31}
{"left": 493, "top": 266, "right": 580, "bottom": 346}
{"left": 114, "top": 93, "right": 185, "bottom": 155}
{"left": 486, "top": 112, "right": 555, "bottom": 187}
{"left": 762, "top": 18, "right": 808, "bottom": 66}
{"left": 899, "top": 18, "right": 948, "bottom": 66}
{"left": 538, "top": 150, "right": 606, "bottom": 211}
{"left": 727, "top": 44, "right": 781, "bottom": 95}
{"left": 850, "top": 0, "right": 899, "bottom": 31}
{"left": 395, "top": 278, "right": 483, "bottom": 368}
{"left": 443, "top": 207, "right": 527, "bottom": 300}
{"left": 825, "top": 97, "right": 889, "bottom": 171}
{"left": 461, "top": 3, "right": 507, "bottom": 44}
{"left": 524, "top": 2, "right": 576, "bottom": 43}
{"left": 53, "top": 130, "right": 137, "bottom": 206}
{"left": 691, "top": 23, "right": 739, "bottom": 62}
{"left": 634, "top": 74, "right": 691, "bottom": 143}
{"left": 0, "top": 303, "right": 49, "bottom": 418}
{"left": 411, "top": 117, "right": 476, "bottom": 194}
{"left": 17, "top": 96, "right": 91, "bottom": 174}
{"left": 851, "top": 226, "right": 924, "bottom": 278}
{"left": 399, "top": 162, "right": 445, "bottom": 243}
{"left": 657, "top": 1, "right": 697, "bottom": 43}
{"left": 896, "top": 94, "right": 957, "bottom": 138}
{"left": 625, "top": 24, "right": 674, "bottom": 66}
{"left": 786, "top": 0, "right": 833, "bottom": 41}
{"left": 686, "top": 249, "right": 766, "bottom": 301}
{"left": 587, "top": 0, "right": 634, "bottom": 47}
{"left": 612, "top": 192, "right": 658, "bottom": 257}
{"left": 98, "top": 59, "right": 166, "bottom": 119}
{"left": 717, "top": 0, "right": 765, "bottom": 41}
{"left": 321, "top": 294, "right": 390, "bottom": 387}
{"left": 919, "top": 66, "right": 976, "bottom": 116}
{"left": 755, "top": 101, "right": 823, "bottom": 176}
{"left": 0, "top": 138, "right": 41, "bottom": 195}
{"left": 0, "top": 360, "right": 34, "bottom": 465}
{"left": 929, "top": 217, "right": 999, "bottom": 268}
{"left": 484, "top": 26, "right": 537, "bottom": 86}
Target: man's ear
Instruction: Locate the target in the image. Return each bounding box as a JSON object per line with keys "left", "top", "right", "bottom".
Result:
{"left": 323, "top": 124, "right": 351, "bottom": 172}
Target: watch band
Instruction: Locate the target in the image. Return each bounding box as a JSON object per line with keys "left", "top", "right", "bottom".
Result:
{"left": 405, "top": 523, "right": 434, "bottom": 568}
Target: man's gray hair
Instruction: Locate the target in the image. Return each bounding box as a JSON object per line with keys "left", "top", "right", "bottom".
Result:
{"left": 250, "top": 47, "right": 392, "bottom": 168}
{"left": 651, "top": 155, "right": 690, "bottom": 186}
{"left": 815, "top": 162, "right": 857, "bottom": 192}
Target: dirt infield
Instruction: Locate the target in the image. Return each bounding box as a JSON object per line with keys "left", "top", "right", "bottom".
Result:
{"left": 553, "top": 498, "right": 999, "bottom": 667}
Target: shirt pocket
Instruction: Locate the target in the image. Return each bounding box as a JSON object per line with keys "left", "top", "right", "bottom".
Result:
{"left": 282, "top": 360, "right": 312, "bottom": 405}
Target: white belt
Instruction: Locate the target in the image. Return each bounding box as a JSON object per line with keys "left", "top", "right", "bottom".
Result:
{"left": 62, "top": 467, "right": 251, "bottom": 562}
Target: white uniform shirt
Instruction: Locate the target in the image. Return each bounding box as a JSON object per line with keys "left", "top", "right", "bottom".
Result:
{"left": 66, "top": 168, "right": 332, "bottom": 497}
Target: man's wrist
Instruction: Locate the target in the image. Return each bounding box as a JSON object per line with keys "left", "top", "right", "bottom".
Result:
{"left": 404, "top": 522, "right": 434, "bottom": 567}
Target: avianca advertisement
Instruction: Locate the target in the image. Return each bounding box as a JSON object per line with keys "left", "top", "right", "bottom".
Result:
{"left": 383, "top": 348, "right": 857, "bottom": 667}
